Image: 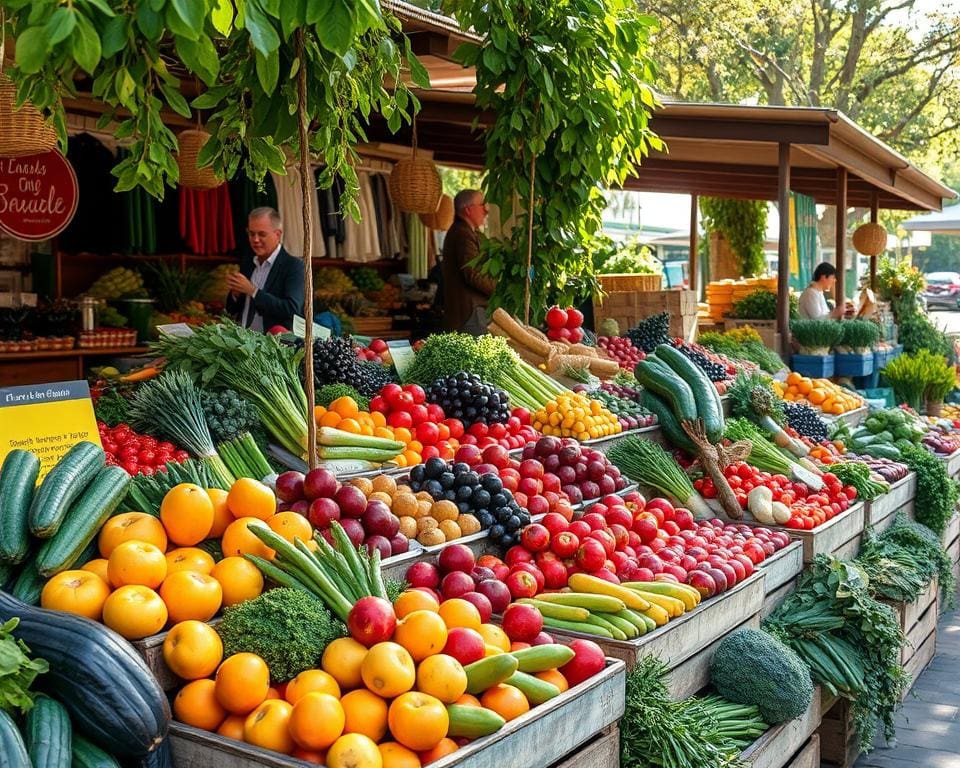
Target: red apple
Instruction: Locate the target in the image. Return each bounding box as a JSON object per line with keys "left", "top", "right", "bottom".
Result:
{"left": 441, "top": 571, "right": 476, "bottom": 600}
{"left": 560, "top": 639, "right": 605, "bottom": 686}
{"left": 551, "top": 531, "right": 579, "bottom": 558}
{"left": 475, "top": 579, "right": 512, "bottom": 613}
{"left": 338, "top": 518, "right": 365, "bottom": 548}
{"left": 502, "top": 603, "right": 544, "bottom": 642}
{"left": 460, "top": 591, "right": 493, "bottom": 623}
{"left": 438, "top": 544, "right": 476, "bottom": 574}
{"left": 334, "top": 485, "right": 367, "bottom": 518}
{"left": 275, "top": 471, "right": 305, "bottom": 503}
{"left": 406, "top": 561, "right": 440, "bottom": 589}
{"left": 389, "top": 535, "right": 409, "bottom": 556}
{"left": 505, "top": 569, "right": 539, "bottom": 599}
{"left": 362, "top": 501, "right": 399, "bottom": 538}
{"left": 442, "top": 627, "right": 486, "bottom": 666}
{"left": 545, "top": 306, "right": 568, "bottom": 329}
{"left": 308, "top": 497, "right": 340, "bottom": 529}
{"left": 505, "top": 546, "right": 534, "bottom": 566}
{"left": 365, "top": 535, "right": 391, "bottom": 560}
{"left": 303, "top": 468, "right": 338, "bottom": 500}
{"left": 687, "top": 570, "right": 717, "bottom": 599}
{"left": 347, "top": 596, "right": 396, "bottom": 647}
{"left": 568, "top": 521, "right": 591, "bottom": 540}
{"left": 520, "top": 523, "right": 550, "bottom": 552}
{"left": 575, "top": 539, "right": 607, "bottom": 571}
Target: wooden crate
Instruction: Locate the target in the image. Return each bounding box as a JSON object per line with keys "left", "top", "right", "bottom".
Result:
{"left": 941, "top": 447, "right": 960, "bottom": 477}
{"left": 350, "top": 316, "right": 393, "bottom": 335}
{"left": 882, "top": 575, "right": 939, "bottom": 698}
{"left": 724, "top": 318, "right": 781, "bottom": 352}
{"left": 864, "top": 473, "right": 916, "bottom": 533}
{"left": 739, "top": 686, "right": 821, "bottom": 768}
{"left": 758, "top": 541, "right": 803, "bottom": 618}
{"left": 550, "top": 571, "right": 765, "bottom": 672}
{"left": 943, "top": 513, "right": 959, "bottom": 614}
{"left": 784, "top": 736, "right": 819, "bottom": 768}
{"left": 593, "top": 290, "right": 697, "bottom": 342}
{"left": 771, "top": 503, "right": 865, "bottom": 564}
{"left": 817, "top": 698, "right": 859, "bottom": 768}
{"left": 550, "top": 724, "right": 619, "bottom": 768}
{"left": 169, "top": 660, "right": 626, "bottom": 768}
{"left": 664, "top": 615, "right": 761, "bottom": 700}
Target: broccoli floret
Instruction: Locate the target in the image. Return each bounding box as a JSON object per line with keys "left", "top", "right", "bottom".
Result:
{"left": 709, "top": 628, "right": 813, "bottom": 724}
{"left": 216, "top": 588, "right": 346, "bottom": 682}
{"left": 202, "top": 389, "right": 260, "bottom": 442}
{"left": 316, "top": 383, "right": 370, "bottom": 411}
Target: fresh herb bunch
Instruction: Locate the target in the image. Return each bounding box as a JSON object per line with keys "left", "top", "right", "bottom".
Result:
{"left": 0, "top": 618, "right": 48, "bottom": 715}
{"left": 898, "top": 445, "right": 959, "bottom": 536}
{"left": 626, "top": 313, "right": 671, "bottom": 353}
{"left": 898, "top": 313, "right": 950, "bottom": 357}
{"left": 143, "top": 261, "right": 211, "bottom": 313}
{"left": 94, "top": 389, "right": 131, "bottom": 427}
{"left": 884, "top": 350, "right": 957, "bottom": 410}
{"left": 731, "top": 290, "right": 777, "bottom": 320}
{"left": 699, "top": 330, "right": 785, "bottom": 374}
{"left": 202, "top": 389, "right": 261, "bottom": 443}
{"left": 764, "top": 556, "right": 907, "bottom": 750}
{"left": 870, "top": 514, "right": 955, "bottom": 606}
{"left": 840, "top": 320, "right": 881, "bottom": 350}
{"left": 790, "top": 319, "right": 845, "bottom": 350}
{"left": 596, "top": 237, "right": 662, "bottom": 275}
{"left": 316, "top": 383, "right": 370, "bottom": 411}
{"left": 829, "top": 462, "right": 888, "bottom": 501}
{"left": 728, "top": 372, "right": 786, "bottom": 426}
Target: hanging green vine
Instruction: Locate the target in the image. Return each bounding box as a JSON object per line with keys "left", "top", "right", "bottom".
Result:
{"left": 448, "top": 0, "right": 661, "bottom": 323}
{"left": 700, "top": 198, "right": 768, "bottom": 278}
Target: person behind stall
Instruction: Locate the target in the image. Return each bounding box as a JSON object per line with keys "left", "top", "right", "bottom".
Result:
{"left": 798, "top": 262, "right": 845, "bottom": 320}
{"left": 226, "top": 207, "right": 305, "bottom": 331}
{"left": 441, "top": 189, "right": 495, "bottom": 334}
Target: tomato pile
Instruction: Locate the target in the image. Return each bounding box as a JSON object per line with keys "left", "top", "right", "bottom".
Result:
{"left": 97, "top": 421, "right": 189, "bottom": 476}
{"left": 368, "top": 383, "right": 463, "bottom": 463}
{"left": 458, "top": 408, "right": 540, "bottom": 450}
{"left": 695, "top": 462, "right": 857, "bottom": 530}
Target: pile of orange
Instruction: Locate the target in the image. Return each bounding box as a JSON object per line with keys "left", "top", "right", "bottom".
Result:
{"left": 315, "top": 396, "right": 459, "bottom": 467}
{"left": 39, "top": 477, "right": 287, "bottom": 639}
{"left": 170, "top": 589, "right": 576, "bottom": 767}
{"left": 776, "top": 373, "right": 864, "bottom": 415}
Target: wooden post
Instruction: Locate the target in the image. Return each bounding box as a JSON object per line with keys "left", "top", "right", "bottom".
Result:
{"left": 870, "top": 190, "right": 879, "bottom": 290}
{"left": 835, "top": 167, "right": 848, "bottom": 306}
{"left": 777, "top": 143, "right": 791, "bottom": 357}
{"left": 689, "top": 194, "right": 698, "bottom": 296}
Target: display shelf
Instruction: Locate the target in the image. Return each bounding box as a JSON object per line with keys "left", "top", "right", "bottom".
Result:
{"left": 0, "top": 346, "right": 148, "bottom": 361}
{"left": 0, "top": 346, "right": 150, "bottom": 386}
{"left": 864, "top": 473, "right": 916, "bottom": 533}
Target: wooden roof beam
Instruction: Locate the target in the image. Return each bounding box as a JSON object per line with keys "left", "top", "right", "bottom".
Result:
{"left": 648, "top": 116, "right": 831, "bottom": 146}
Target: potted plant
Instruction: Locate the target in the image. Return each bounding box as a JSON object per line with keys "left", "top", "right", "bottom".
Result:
{"left": 790, "top": 319, "right": 844, "bottom": 377}
{"left": 924, "top": 362, "right": 958, "bottom": 418}
{"left": 834, "top": 319, "right": 880, "bottom": 377}
{"left": 883, "top": 350, "right": 957, "bottom": 413}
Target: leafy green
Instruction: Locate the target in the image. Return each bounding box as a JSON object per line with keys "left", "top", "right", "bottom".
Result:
{"left": 700, "top": 198, "right": 768, "bottom": 278}
{"left": 698, "top": 331, "right": 785, "bottom": 374}
{"left": 790, "top": 319, "right": 845, "bottom": 350}
{"left": 883, "top": 350, "right": 957, "bottom": 409}
{"left": 898, "top": 445, "right": 959, "bottom": 536}
{"left": 898, "top": 313, "right": 951, "bottom": 358}
{"left": 595, "top": 237, "right": 662, "bottom": 275}
{"left": 727, "top": 371, "right": 786, "bottom": 425}
{"left": 94, "top": 389, "right": 131, "bottom": 427}
{"left": 829, "top": 462, "right": 889, "bottom": 501}
{"left": 840, "top": 320, "right": 881, "bottom": 350}
{"left": 731, "top": 290, "right": 777, "bottom": 320}
{"left": 0, "top": 618, "right": 48, "bottom": 715}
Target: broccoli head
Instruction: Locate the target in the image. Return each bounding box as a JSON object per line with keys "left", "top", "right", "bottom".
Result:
{"left": 202, "top": 389, "right": 260, "bottom": 442}
{"left": 709, "top": 627, "right": 813, "bottom": 724}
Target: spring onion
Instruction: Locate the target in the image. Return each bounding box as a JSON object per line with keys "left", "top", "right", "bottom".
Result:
{"left": 217, "top": 433, "right": 274, "bottom": 481}
{"left": 725, "top": 418, "right": 824, "bottom": 490}
{"left": 608, "top": 436, "right": 711, "bottom": 518}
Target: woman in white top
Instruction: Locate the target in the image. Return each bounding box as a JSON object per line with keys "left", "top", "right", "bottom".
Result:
{"left": 798, "top": 262, "right": 845, "bottom": 320}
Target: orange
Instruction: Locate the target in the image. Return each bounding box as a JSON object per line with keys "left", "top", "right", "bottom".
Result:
{"left": 480, "top": 684, "right": 529, "bottom": 721}
{"left": 215, "top": 652, "right": 270, "bottom": 715}
{"left": 159, "top": 571, "right": 223, "bottom": 623}
{"left": 393, "top": 590, "right": 439, "bottom": 618}
{"left": 80, "top": 558, "right": 110, "bottom": 584}
{"left": 226, "top": 478, "right": 276, "bottom": 521}
{"left": 402, "top": 450, "right": 421, "bottom": 467}
{"left": 379, "top": 741, "right": 421, "bottom": 768}
{"left": 477, "top": 624, "right": 511, "bottom": 653}
{"left": 438, "top": 599, "right": 482, "bottom": 630}
{"left": 418, "top": 737, "right": 458, "bottom": 764}
{"left": 361, "top": 642, "right": 416, "bottom": 698}
{"left": 330, "top": 396, "right": 360, "bottom": 419}
{"left": 163, "top": 620, "right": 224, "bottom": 680}
{"left": 374, "top": 426, "right": 396, "bottom": 440}
{"left": 98, "top": 512, "right": 168, "bottom": 557}
{"left": 326, "top": 733, "right": 383, "bottom": 768}
{"left": 535, "top": 669, "right": 569, "bottom": 693}
{"left": 102, "top": 585, "right": 168, "bottom": 639}
{"left": 165, "top": 547, "right": 216, "bottom": 576}
{"left": 265, "top": 686, "right": 283, "bottom": 700}
{"left": 393, "top": 428, "right": 413, "bottom": 444}
{"left": 340, "top": 688, "right": 389, "bottom": 742}
{"left": 370, "top": 411, "right": 387, "bottom": 428}
{"left": 206, "top": 488, "right": 234, "bottom": 538}
{"left": 267, "top": 511, "right": 313, "bottom": 545}
{"left": 244, "top": 698, "right": 294, "bottom": 755}
{"left": 339, "top": 418, "right": 363, "bottom": 435}
{"left": 285, "top": 669, "right": 341, "bottom": 704}
{"left": 292, "top": 747, "right": 327, "bottom": 764}
{"left": 393, "top": 611, "right": 447, "bottom": 662}
{"left": 407, "top": 441, "right": 424, "bottom": 454}
{"left": 322, "top": 637, "right": 368, "bottom": 690}
{"left": 174, "top": 679, "right": 227, "bottom": 731}
{"left": 216, "top": 714, "right": 246, "bottom": 741}
{"left": 415, "top": 654, "right": 467, "bottom": 704}
{"left": 314, "top": 405, "right": 328, "bottom": 423}
{"left": 160, "top": 483, "right": 215, "bottom": 545}
{"left": 320, "top": 411, "right": 343, "bottom": 428}
{"left": 388, "top": 692, "right": 449, "bottom": 752}
{"left": 211, "top": 556, "right": 264, "bottom": 606}
{"left": 40, "top": 570, "right": 111, "bottom": 621}
{"left": 289, "top": 692, "right": 345, "bottom": 751}
{"left": 220, "top": 517, "right": 273, "bottom": 560}
{"left": 107, "top": 539, "right": 167, "bottom": 589}
{"left": 454, "top": 693, "right": 482, "bottom": 707}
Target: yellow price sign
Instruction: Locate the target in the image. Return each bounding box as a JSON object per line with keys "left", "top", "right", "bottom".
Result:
{"left": 0, "top": 380, "right": 102, "bottom": 481}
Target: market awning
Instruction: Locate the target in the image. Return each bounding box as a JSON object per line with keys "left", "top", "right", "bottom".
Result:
{"left": 902, "top": 206, "right": 960, "bottom": 234}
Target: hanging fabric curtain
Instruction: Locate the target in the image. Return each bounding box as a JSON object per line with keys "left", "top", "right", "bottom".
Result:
{"left": 791, "top": 192, "right": 818, "bottom": 290}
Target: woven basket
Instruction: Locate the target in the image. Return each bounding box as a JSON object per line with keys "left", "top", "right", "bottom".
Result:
{"left": 852, "top": 223, "right": 887, "bottom": 256}
{"left": 389, "top": 121, "right": 442, "bottom": 213}
{"left": 419, "top": 193, "right": 454, "bottom": 230}
{"left": 177, "top": 129, "right": 222, "bottom": 190}
{"left": 0, "top": 74, "right": 57, "bottom": 158}
{"left": 598, "top": 273, "right": 662, "bottom": 293}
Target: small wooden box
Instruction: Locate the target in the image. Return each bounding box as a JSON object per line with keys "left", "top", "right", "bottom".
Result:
{"left": 598, "top": 273, "right": 662, "bottom": 293}
{"left": 593, "top": 289, "right": 697, "bottom": 341}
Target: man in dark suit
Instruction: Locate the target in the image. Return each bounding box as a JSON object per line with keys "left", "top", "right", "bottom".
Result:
{"left": 441, "top": 189, "right": 495, "bottom": 333}
{"left": 226, "top": 207, "right": 305, "bottom": 331}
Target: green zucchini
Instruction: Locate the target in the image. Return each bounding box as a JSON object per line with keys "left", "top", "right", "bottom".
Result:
{"left": 445, "top": 704, "right": 505, "bottom": 738}
{"left": 0, "top": 562, "right": 11, "bottom": 590}
{"left": 633, "top": 359, "right": 698, "bottom": 422}
{"left": 11, "top": 557, "right": 44, "bottom": 605}
{"left": 26, "top": 694, "right": 72, "bottom": 768}
{"left": 655, "top": 344, "right": 724, "bottom": 443}
{"left": 36, "top": 466, "right": 131, "bottom": 577}
{"left": 71, "top": 734, "right": 121, "bottom": 768}
{"left": 641, "top": 390, "right": 697, "bottom": 453}
{"left": 29, "top": 441, "right": 105, "bottom": 539}
{"left": 0, "top": 708, "right": 30, "bottom": 768}
{"left": 505, "top": 670, "right": 561, "bottom": 704}
{"left": 0, "top": 449, "right": 40, "bottom": 564}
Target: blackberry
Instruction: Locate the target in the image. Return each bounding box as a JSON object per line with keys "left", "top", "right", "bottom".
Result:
{"left": 782, "top": 401, "right": 829, "bottom": 442}
{"left": 672, "top": 341, "right": 729, "bottom": 382}
{"left": 625, "top": 312, "right": 670, "bottom": 353}
{"left": 426, "top": 372, "right": 510, "bottom": 426}
{"left": 310, "top": 337, "right": 396, "bottom": 397}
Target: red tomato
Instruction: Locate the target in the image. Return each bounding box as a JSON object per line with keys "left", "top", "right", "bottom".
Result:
{"left": 173, "top": 450, "right": 190, "bottom": 462}
{"left": 388, "top": 410, "right": 414, "bottom": 429}
{"left": 843, "top": 485, "right": 858, "bottom": 500}
{"left": 445, "top": 419, "right": 465, "bottom": 439}
{"left": 369, "top": 395, "right": 388, "bottom": 413}
{"left": 137, "top": 449, "right": 156, "bottom": 465}
{"left": 726, "top": 475, "right": 741, "bottom": 489}
{"left": 737, "top": 464, "right": 754, "bottom": 480}
{"left": 416, "top": 422, "right": 440, "bottom": 446}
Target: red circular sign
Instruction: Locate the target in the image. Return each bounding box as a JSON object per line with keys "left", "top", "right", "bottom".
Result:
{"left": 0, "top": 151, "right": 78, "bottom": 241}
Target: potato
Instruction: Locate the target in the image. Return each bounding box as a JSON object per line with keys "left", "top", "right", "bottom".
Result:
{"left": 418, "top": 528, "right": 446, "bottom": 546}
{"left": 399, "top": 516, "right": 418, "bottom": 539}
{"left": 438, "top": 519, "right": 462, "bottom": 540}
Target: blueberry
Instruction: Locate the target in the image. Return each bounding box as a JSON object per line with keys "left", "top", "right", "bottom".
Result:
{"left": 409, "top": 464, "right": 425, "bottom": 484}
{"left": 456, "top": 485, "right": 474, "bottom": 502}
{"left": 501, "top": 489, "right": 514, "bottom": 502}
{"left": 491, "top": 493, "right": 508, "bottom": 509}
{"left": 471, "top": 488, "right": 491, "bottom": 508}
{"left": 490, "top": 523, "right": 505, "bottom": 539}
{"left": 457, "top": 501, "right": 473, "bottom": 515}
{"left": 517, "top": 510, "right": 531, "bottom": 525}
{"left": 439, "top": 472, "right": 456, "bottom": 490}
{"left": 452, "top": 462, "right": 471, "bottom": 475}
{"left": 424, "top": 457, "right": 448, "bottom": 479}
{"left": 443, "top": 489, "right": 457, "bottom": 502}
{"left": 424, "top": 479, "right": 443, "bottom": 499}
{"left": 506, "top": 515, "right": 521, "bottom": 531}
{"left": 481, "top": 475, "right": 503, "bottom": 494}
{"left": 463, "top": 471, "right": 480, "bottom": 487}
{"left": 478, "top": 511, "right": 494, "bottom": 528}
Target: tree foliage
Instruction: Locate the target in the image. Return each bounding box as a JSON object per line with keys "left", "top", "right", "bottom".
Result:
{"left": 700, "top": 198, "right": 768, "bottom": 277}
{"left": 447, "top": 0, "right": 661, "bottom": 323}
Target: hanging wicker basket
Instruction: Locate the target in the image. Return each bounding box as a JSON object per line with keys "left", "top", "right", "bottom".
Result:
{"left": 419, "top": 193, "right": 454, "bottom": 230}
{"left": 176, "top": 128, "right": 222, "bottom": 190}
{"left": 0, "top": 74, "right": 57, "bottom": 158}
{"left": 389, "top": 121, "right": 442, "bottom": 214}
{"left": 851, "top": 223, "right": 887, "bottom": 256}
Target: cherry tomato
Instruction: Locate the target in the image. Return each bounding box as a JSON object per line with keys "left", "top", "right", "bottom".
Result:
{"left": 738, "top": 464, "right": 755, "bottom": 480}
{"left": 173, "top": 450, "right": 190, "bottom": 462}
{"left": 138, "top": 449, "right": 156, "bottom": 465}
{"left": 843, "top": 485, "right": 858, "bottom": 500}
{"left": 726, "top": 475, "right": 741, "bottom": 489}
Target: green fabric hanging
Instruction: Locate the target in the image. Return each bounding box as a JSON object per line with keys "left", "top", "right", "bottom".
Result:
{"left": 792, "top": 192, "right": 817, "bottom": 290}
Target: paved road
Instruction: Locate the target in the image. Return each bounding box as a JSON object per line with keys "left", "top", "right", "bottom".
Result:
{"left": 930, "top": 310, "right": 960, "bottom": 335}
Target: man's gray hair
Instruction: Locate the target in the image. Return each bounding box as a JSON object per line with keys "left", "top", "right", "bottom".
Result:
{"left": 453, "top": 189, "right": 482, "bottom": 214}
{"left": 249, "top": 206, "right": 282, "bottom": 231}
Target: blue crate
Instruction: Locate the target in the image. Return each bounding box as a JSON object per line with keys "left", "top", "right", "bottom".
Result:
{"left": 835, "top": 352, "right": 874, "bottom": 378}
{"left": 874, "top": 344, "right": 904, "bottom": 372}
{"left": 791, "top": 354, "right": 835, "bottom": 378}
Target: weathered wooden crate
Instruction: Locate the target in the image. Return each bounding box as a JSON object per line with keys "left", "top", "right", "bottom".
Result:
{"left": 550, "top": 571, "right": 765, "bottom": 672}
{"left": 883, "top": 575, "right": 939, "bottom": 696}
{"left": 757, "top": 541, "right": 803, "bottom": 617}
{"left": 769, "top": 503, "right": 865, "bottom": 564}
{"left": 550, "top": 724, "right": 619, "bottom": 768}
{"left": 864, "top": 473, "right": 916, "bottom": 533}
{"left": 943, "top": 513, "right": 960, "bottom": 611}
{"left": 739, "top": 686, "right": 822, "bottom": 768}
{"left": 169, "top": 659, "right": 626, "bottom": 768}
{"left": 664, "top": 614, "right": 761, "bottom": 700}
{"left": 817, "top": 698, "right": 859, "bottom": 768}
{"left": 784, "top": 736, "right": 819, "bottom": 768}
{"left": 941, "top": 447, "right": 960, "bottom": 477}
{"left": 593, "top": 290, "right": 697, "bottom": 342}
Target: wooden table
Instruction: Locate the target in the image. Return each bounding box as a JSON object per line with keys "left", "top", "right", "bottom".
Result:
{"left": 0, "top": 347, "right": 149, "bottom": 386}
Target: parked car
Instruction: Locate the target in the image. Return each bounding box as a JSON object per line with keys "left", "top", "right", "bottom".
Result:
{"left": 923, "top": 272, "right": 960, "bottom": 309}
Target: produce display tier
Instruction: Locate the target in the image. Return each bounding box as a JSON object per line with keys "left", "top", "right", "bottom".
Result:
{"left": 821, "top": 405, "right": 868, "bottom": 428}
{"left": 864, "top": 472, "right": 916, "bottom": 533}
{"left": 766, "top": 503, "right": 865, "bottom": 564}
{"left": 780, "top": 736, "right": 820, "bottom": 768}
{"left": 167, "top": 659, "right": 627, "bottom": 768}
{"left": 0, "top": 346, "right": 149, "bottom": 386}
{"left": 738, "top": 686, "right": 822, "bottom": 768}
{"left": 757, "top": 540, "right": 804, "bottom": 616}
{"left": 941, "top": 447, "right": 960, "bottom": 477}
{"left": 943, "top": 514, "right": 960, "bottom": 606}
{"left": 549, "top": 725, "right": 619, "bottom": 768}
{"left": 549, "top": 570, "right": 765, "bottom": 672}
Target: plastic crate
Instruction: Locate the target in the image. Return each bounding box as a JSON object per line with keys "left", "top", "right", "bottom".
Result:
{"left": 835, "top": 352, "right": 874, "bottom": 378}
{"left": 791, "top": 354, "right": 835, "bottom": 378}
{"left": 860, "top": 387, "right": 895, "bottom": 408}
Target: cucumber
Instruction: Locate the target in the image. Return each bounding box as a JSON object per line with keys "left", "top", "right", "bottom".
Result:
{"left": 633, "top": 360, "right": 697, "bottom": 423}
{"left": 29, "top": 441, "right": 105, "bottom": 539}
{"left": 508, "top": 644, "right": 575, "bottom": 673}
{"left": 655, "top": 344, "right": 724, "bottom": 443}
{"left": 35, "top": 466, "right": 131, "bottom": 577}
{"left": 515, "top": 598, "right": 589, "bottom": 623}
{"left": 71, "top": 734, "right": 121, "bottom": 768}
{"left": 641, "top": 390, "right": 697, "bottom": 453}
{"left": 0, "top": 449, "right": 40, "bottom": 564}
{"left": 0, "top": 708, "right": 30, "bottom": 768}
{"left": 585, "top": 613, "right": 627, "bottom": 640}
{"left": 602, "top": 612, "right": 640, "bottom": 639}
{"left": 463, "top": 654, "right": 519, "bottom": 695}
{"left": 541, "top": 616, "right": 613, "bottom": 637}
{"left": 11, "top": 557, "right": 44, "bottom": 605}
{"left": 26, "top": 694, "right": 72, "bottom": 768}
{"left": 0, "top": 562, "right": 12, "bottom": 589}
{"left": 506, "top": 671, "right": 561, "bottom": 704}
{"left": 445, "top": 704, "right": 505, "bottom": 738}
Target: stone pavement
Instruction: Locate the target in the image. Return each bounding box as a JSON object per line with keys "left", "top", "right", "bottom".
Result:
{"left": 855, "top": 606, "right": 960, "bottom": 768}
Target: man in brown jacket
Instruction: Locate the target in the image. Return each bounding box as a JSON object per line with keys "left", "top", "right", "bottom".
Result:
{"left": 441, "top": 189, "right": 496, "bottom": 333}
